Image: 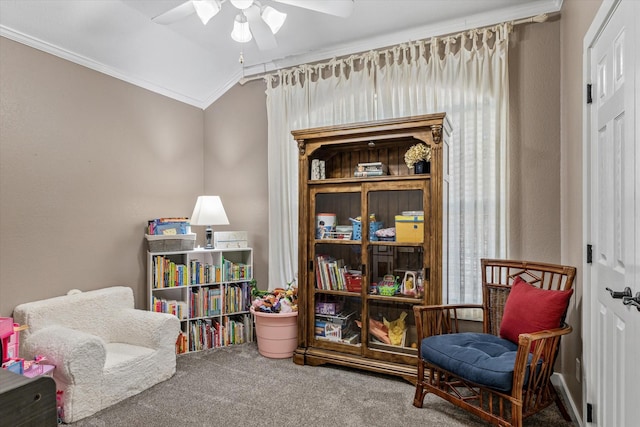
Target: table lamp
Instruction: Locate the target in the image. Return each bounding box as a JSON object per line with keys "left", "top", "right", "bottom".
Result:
{"left": 190, "top": 195, "right": 229, "bottom": 249}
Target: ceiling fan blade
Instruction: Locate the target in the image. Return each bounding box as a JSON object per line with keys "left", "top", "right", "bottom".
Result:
{"left": 152, "top": 1, "right": 196, "bottom": 25}
{"left": 273, "top": 0, "right": 354, "bottom": 18}
{"left": 245, "top": 5, "right": 278, "bottom": 51}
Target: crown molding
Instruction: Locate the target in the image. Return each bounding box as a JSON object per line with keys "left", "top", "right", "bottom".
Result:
{"left": 202, "top": 68, "right": 247, "bottom": 110}
{"left": 1, "top": 25, "right": 208, "bottom": 109}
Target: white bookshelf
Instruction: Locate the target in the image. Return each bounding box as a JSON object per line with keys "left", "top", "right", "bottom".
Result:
{"left": 147, "top": 247, "right": 254, "bottom": 354}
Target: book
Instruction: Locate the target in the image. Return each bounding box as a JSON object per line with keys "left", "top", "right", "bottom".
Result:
{"left": 354, "top": 170, "right": 385, "bottom": 177}
{"left": 356, "top": 165, "right": 386, "bottom": 171}
{"left": 314, "top": 255, "right": 349, "bottom": 290}
{"left": 354, "top": 162, "right": 387, "bottom": 177}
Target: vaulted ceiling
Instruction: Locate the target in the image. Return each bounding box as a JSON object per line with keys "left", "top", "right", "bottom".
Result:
{"left": 0, "top": 0, "right": 562, "bottom": 109}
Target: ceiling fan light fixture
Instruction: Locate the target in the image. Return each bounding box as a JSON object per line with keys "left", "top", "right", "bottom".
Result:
{"left": 231, "top": 13, "right": 253, "bottom": 43}
{"left": 230, "top": 0, "right": 254, "bottom": 10}
{"left": 261, "top": 6, "right": 287, "bottom": 34}
{"left": 192, "top": 0, "right": 221, "bottom": 25}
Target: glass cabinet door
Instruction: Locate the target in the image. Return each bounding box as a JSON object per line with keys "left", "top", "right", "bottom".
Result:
{"left": 363, "top": 183, "right": 427, "bottom": 361}
{"left": 309, "top": 181, "right": 429, "bottom": 361}
{"left": 310, "top": 187, "right": 363, "bottom": 352}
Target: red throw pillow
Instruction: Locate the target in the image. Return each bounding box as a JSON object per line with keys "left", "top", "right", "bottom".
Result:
{"left": 499, "top": 276, "right": 574, "bottom": 345}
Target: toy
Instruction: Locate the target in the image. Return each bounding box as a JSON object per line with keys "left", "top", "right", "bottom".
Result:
{"left": 251, "top": 283, "right": 298, "bottom": 313}
{"left": 355, "top": 318, "right": 391, "bottom": 344}
{"left": 378, "top": 274, "right": 399, "bottom": 296}
{"left": 384, "top": 311, "right": 408, "bottom": 346}
{"left": 402, "top": 271, "right": 416, "bottom": 296}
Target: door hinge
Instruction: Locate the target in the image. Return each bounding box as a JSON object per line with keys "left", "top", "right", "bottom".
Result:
{"left": 309, "top": 260, "right": 314, "bottom": 271}
{"left": 587, "top": 402, "right": 593, "bottom": 423}
{"left": 587, "top": 244, "right": 593, "bottom": 264}
{"left": 586, "top": 84, "right": 593, "bottom": 104}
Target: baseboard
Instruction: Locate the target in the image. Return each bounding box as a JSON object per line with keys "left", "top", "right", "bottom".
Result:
{"left": 551, "top": 373, "right": 583, "bottom": 426}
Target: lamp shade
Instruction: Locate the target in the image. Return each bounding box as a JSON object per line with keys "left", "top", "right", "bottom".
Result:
{"left": 193, "top": 0, "right": 222, "bottom": 25}
{"left": 261, "top": 6, "right": 286, "bottom": 34}
{"left": 190, "top": 196, "right": 230, "bottom": 226}
{"left": 231, "top": 13, "right": 252, "bottom": 43}
{"left": 230, "top": 0, "right": 254, "bottom": 9}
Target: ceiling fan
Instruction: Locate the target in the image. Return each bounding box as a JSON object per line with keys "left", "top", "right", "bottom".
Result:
{"left": 152, "top": 0, "right": 355, "bottom": 51}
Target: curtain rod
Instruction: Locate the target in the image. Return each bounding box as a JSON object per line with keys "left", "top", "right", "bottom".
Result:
{"left": 512, "top": 13, "right": 549, "bottom": 25}
{"left": 238, "top": 13, "right": 549, "bottom": 85}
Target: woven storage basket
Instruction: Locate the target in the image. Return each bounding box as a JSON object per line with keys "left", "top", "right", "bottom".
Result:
{"left": 145, "top": 233, "right": 196, "bottom": 252}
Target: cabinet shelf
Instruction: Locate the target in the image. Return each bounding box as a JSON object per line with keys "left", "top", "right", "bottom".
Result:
{"left": 314, "top": 289, "right": 360, "bottom": 296}
{"left": 309, "top": 175, "right": 429, "bottom": 185}
{"left": 368, "top": 341, "right": 418, "bottom": 356}
{"left": 314, "top": 239, "right": 359, "bottom": 245}
{"left": 315, "top": 239, "right": 426, "bottom": 247}
{"left": 292, "top": 113, "right": 451, "bottom": 381}
{"left": 366, "top": 294, "right": 423, "bottom": 303}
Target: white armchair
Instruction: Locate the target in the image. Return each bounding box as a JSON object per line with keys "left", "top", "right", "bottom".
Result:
{"left": 13, "top": 286, "right": 180, "bottom": 423}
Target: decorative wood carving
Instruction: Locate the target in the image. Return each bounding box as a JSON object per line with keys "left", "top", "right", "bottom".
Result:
{"left": 431, "top": 125, "right": 443, "bottom": 144}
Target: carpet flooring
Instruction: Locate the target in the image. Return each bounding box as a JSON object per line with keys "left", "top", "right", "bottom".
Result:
{"left": 71, "top": 343, "right": 576, "bottom": 427}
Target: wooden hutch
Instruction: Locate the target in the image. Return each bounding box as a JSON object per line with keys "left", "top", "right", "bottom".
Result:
{"left": 291, "top": 113, "right": 452, "bottom": 381}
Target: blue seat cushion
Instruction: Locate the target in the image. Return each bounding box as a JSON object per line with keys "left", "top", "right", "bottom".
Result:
{"left": 421, "top": 332, "right": 533, "bottom": 392}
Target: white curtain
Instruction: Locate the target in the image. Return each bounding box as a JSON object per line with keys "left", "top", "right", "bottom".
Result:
{"left": 265, "top": 24, "right": 509, "bottom": 304}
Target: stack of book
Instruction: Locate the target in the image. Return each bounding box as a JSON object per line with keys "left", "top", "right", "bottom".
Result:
{"left": 147, "top": 217, "right": 190, "bottom": 235}
{"left": 315, "top": 254, "right": 347, "bottom": 290}
{"left": 354, "top": 162, "right": 387, "bottom": 177}
{"left": 189, "top": 287, "right": 221, "bottom": 318}
{"left": 152, "top": 296, "right": 188, "bottom": 319}
{"left": 221, "top": 258, "right": 252, "bottom": 281}
{"left": 152, "top": 255, "right": 188, "bottom": 288}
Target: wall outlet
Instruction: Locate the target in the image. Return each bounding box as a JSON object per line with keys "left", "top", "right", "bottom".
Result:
{"left": 576, "top": 357, "right": 581, "bottom": 383}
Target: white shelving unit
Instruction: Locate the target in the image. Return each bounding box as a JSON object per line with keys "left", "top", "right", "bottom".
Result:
{"left": 146, "top": 247, "right": 254, "bottom": 354}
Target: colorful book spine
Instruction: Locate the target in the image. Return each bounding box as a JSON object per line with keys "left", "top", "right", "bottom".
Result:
{"left": 189, "top": 260, "right": 217, "bottom": 285}
{"left": 152, "top": 296, "right": 187, "bottom": 319}
{"left": 153, "top": 255, "right": 187, "bottom": 288}
{"left": 222, "top": 259, "right": 252, "bottom": 281}
{"left": 315, "top": 255, "right": 348, "bottom": 290}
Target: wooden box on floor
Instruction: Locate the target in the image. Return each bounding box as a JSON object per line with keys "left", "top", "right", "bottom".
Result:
{"left": 0, "top": 368, "right": 57, "bottom": 426}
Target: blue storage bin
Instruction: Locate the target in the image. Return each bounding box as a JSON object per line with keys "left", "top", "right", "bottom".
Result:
{"left": 350, "top": 219, "right": 384, "bottom": 241}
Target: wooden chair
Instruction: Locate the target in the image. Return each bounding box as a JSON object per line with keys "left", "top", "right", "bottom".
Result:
{"left": 413, "top": 259, "right": 576, "bottom": 427}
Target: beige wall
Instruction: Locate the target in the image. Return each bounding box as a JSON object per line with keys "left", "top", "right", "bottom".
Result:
{"left": 0, "top": 37, "right": 204, "bottom": 314}
{"left": 508, "top": 19, "right": 562, "bottom": 262}
{"left": 203, "top": 81, "right": 269, "bottom": 289}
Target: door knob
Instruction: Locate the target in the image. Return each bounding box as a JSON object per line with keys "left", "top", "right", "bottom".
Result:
{"left": 622, "top": 292, "right": 640, "bottom": 311}
{"left": 605, "top": 287, "right": 632, "bottom": 299}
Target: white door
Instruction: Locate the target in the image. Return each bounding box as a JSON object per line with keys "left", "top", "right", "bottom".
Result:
{"left": 584, "top": 1, "right": 640, "bottom": 426}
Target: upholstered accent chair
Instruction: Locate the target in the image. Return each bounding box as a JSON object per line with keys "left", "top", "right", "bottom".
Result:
{"left": 13, "top": 286, "right": 180, "bottom": 423}
{"left": 413, "top": 259, "right": 576, "bottom": 427}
